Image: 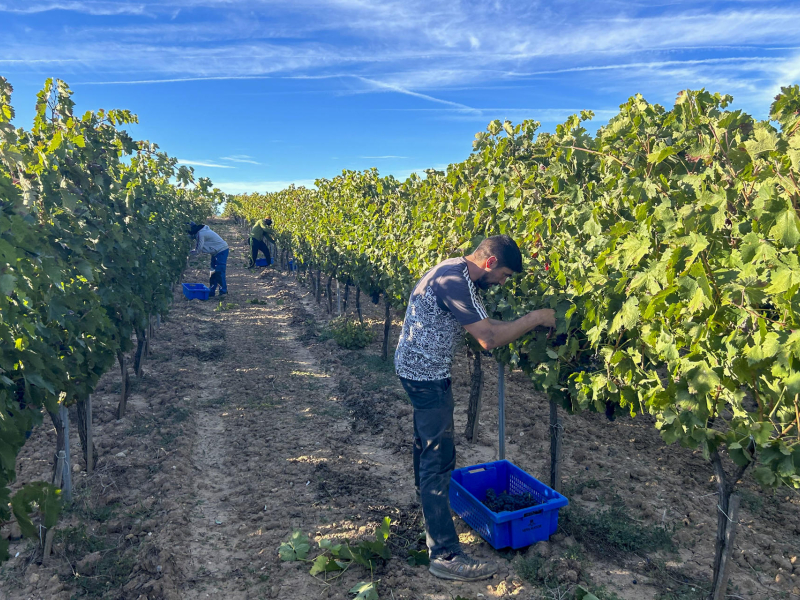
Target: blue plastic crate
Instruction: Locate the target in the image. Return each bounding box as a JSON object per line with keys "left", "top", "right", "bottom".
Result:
{"left": 255, "top": 258, "right": 268, "bottom": 266}
{"left": 450, "top": 460, "right": 568, "bottom": 549}
{"left": 182, "top": 283, "right": 210, "bottom": 301}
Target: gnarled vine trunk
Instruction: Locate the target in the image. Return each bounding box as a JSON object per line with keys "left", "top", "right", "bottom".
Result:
{"left": 49, "top": 409, "right": 66, "bottom": 482}
{"left": 76, "top": 396, "right": 95, "bottom": 473}
{"left": 464, "top": 348, "right": 484, "bottom": 442}
{"left": 355, "top": 287, "right": 362, "bottom": 322}
{"left": 326, "top": 275, "right": 333, "bottom": 314}
{"left": 549, "top": 399, "right": 562, "bottom": 494}
{"left": 134, "top": 327, "right": 146, "bottom": 376}
{"left": 117, "top": 351, "right": 130, "bottom": 419}
{"left": 708, "top": 450, "right": 748, "bottom": 600}
{"left": 48, "top": 405, "right": 72, "bottom": 502}
{"left": 381, "top": 299, "right": 392, "bottom": 361}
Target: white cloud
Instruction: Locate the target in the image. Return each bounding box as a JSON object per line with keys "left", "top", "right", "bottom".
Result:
{"left": 0, "top": 58, "right": 85, "bottom": 63}
{"left": 355, "top": 77, "right": 479, "bottom": 113}
{"left": 770, "top": 52, "right": 800, "bottom": 102}
{"left": 0, "top": 1, "right": 147, "bottom": 15}
{"left": 4, "top": 1, "right": 798, "bottom": 119}
{"left": 220, "top": 155, "right": 261, "bottom": 165}
{"left": 178, "top": 159, "right": 235, "bottom": 168}
{"left": 10, "top": 4, "right": 796, "bottom": 83}
{"left": 506, "top": 56, "right": 778, "bottom": 79}
{"left": 77, "top": 75, "right": 276, "bottom": 85}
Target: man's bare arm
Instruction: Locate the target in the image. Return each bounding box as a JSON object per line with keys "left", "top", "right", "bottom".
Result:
{"left": 464, "top": 309, "right": 556, "bottom": 350}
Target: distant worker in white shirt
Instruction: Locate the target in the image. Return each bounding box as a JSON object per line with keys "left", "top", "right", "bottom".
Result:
{"left": 187, "top": 222, "right": 229, "bottom": 296}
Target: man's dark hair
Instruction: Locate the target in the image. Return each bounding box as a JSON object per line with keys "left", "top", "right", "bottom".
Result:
{"left": 265, "top": 218, "right": 273, "bottom": 226}
{"left": 474, "top": 235, "right": 523, "bottom": 272}
{"left": 187, "top": 222, "right": 204, "bottom": 236}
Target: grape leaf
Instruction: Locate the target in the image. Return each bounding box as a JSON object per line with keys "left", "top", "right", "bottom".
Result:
{"left": 349, "top": 582, "right": 379, "bottom": 600}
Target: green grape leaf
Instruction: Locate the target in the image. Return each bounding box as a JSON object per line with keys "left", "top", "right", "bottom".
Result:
{"left": 0, "top": 274, "right": 15, "bottom": 296}
{"left": 743, "top": 125, "right": 778, "bottom": 158}
{"left": 609, "top": 297, "right": 639, "bottom": 335}
{"left": 770, "top": 208, "right": 800, "bottom": 248}
{"left": 752, "top": 466, "right": 777, "bottom": 487}
{"left": 574, "top": 586, "right": 601, "bottom": 600}
{"left": 10, "top": 483, "right": 61, "bottom": 539}
{"left": 278, "top": 530, "right": 310, "bottom": 561}
{"left": 647, "top": 144, "right": 677, "bottom": 164}
{"left": 407, "top": 549, "right": 430, "bottom": 566}
{"left": 309, "top": 555, "right": 343, "bottom": 576}
{"left": 349, "top": 582, "right": 379, "bottom": 600}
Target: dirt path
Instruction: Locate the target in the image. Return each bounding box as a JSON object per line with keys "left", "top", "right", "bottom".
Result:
{"left": 2, "top": 218, "right": 798, "bottom": 600}
{"left": 161, "top": 222, "right": 476, "bottom": 600}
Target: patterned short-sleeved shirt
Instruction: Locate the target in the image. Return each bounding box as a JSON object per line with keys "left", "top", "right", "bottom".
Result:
{"left": 395, "top": 257, "right": 488, "bottom": 381}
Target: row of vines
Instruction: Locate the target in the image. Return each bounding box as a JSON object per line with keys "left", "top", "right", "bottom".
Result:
{"left": 226, "top": 86, "right": 800, "bottom": 599}
{"left": 0, "top": 78, "right": 221, "bottom": 561}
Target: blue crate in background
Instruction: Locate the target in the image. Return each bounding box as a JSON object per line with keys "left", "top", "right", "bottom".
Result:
{"left": 182, "top": 283, "right": 210, "bottom": 301}
{"left": 450, "top": 460, "right": 568, "bottom": 549}
{"left": 255, "top": 258, "right": 270, "bottom": 266}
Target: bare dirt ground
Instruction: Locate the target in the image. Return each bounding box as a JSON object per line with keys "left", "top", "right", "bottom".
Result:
{"left": 1, "top": 219, "right": 798, "bottom": 600}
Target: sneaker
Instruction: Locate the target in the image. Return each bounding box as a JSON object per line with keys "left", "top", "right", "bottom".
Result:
{"left": 219, "top": 291, "right": 228, "bottom": 296}
{"left": 428, "top": 552, "right": 497, "bottom": 582}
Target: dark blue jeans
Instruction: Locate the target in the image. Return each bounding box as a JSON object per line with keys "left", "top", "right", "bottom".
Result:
{"left": 249, "top": 238, "right": 271, "bottom": 266}
{"left": 400, "top": 377, "right": 461, "bottom": 560}
{"left": 209, "top": 249, "right": 229, "bottom": 295}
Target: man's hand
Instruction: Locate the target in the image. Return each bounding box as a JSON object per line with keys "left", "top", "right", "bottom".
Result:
{"left": 464, "top": 308, "right": 557, "bottom": 351}
{"left": 529, "top": 308, "right": 556, "bottom": 329}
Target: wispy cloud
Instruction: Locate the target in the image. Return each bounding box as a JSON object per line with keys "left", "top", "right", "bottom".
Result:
{"left": 220, "top": 155, "right": 261, "bottom": 165}
{"left": 76, "top": 75, "right": 276, "bottom": 86}
{"left": 0, "top": 1, "right": 147, "bottom": 15}
{"left": 9, "top": 3, "right": 799, "bottom": 98}
{"left": 356, "top": 76, "right": 479, "bottom": 113}
{"left": 771, "top": 52, "right": 800, "bottom": 100}
{"left": 506, "top": 56, "right": 780, "bottom": 79}
{"left": 178, "top": 159, "right": 235, "bottom": 169}
{"left": 0, "top": 58, "right": 85, "bottom": 63}
{"left": 4, "top": 0, "right": 797, "bottom": 190}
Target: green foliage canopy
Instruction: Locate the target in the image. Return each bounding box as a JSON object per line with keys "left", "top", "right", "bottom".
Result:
{"left": 229, "top": 87, "right": 800, "bottom": 490}
{"left": 0, "top": 78, "right": 221, "bottom": 558}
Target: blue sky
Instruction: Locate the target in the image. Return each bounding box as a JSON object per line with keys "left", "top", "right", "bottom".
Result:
{"left": 2, "top": 0, "right": 799, "bottom": 194}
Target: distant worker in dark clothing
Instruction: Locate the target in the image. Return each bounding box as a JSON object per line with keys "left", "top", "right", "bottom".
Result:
{"left": 187, "top": 222, "right": 229, "bottom": 296}
{"left": 249, "top": 217, "right": 275, "bottom": 268}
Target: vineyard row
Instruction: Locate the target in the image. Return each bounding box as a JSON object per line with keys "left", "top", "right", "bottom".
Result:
{"left": 0, "top": 78, "right": 221, "bottom": 561}
{"left": 226, "top": 86, "right": 800, "bottom": 599}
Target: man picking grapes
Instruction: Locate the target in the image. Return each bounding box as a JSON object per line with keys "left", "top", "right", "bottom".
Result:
{"left": 395, "top": 235, "right": 555, "bottom": 582}
{"left": 187, "top": 222, "right": 230, "bottom": 296}
{"left": 248, "top": 217, "right": 275, "bottom": 269}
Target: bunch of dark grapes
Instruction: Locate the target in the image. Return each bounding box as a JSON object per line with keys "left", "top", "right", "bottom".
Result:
{"left": 568, "top": 355, "right": 602, "bottom": 376}
{"left": 483, "top": 489, "right": 541, "bottom": 513}
{"left": 548, "top": 330, "right": 619, "bottom": 422}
